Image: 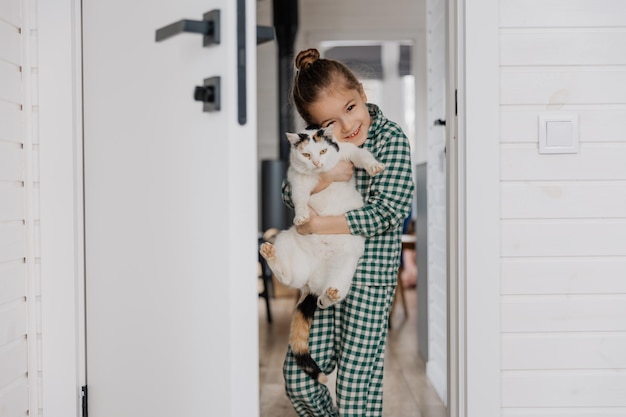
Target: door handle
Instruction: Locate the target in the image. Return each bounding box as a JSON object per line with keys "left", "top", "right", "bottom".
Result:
{"left": 155, "top": 9, "right": 220, "bottom": 46}
{"left": 194, "top": 77, "right": 220, "bottom": 112}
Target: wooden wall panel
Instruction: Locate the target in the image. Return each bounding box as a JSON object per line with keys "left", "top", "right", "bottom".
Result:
{"left": 501, "top": 182, "right": 626, "bottom": 219}
{"left": 0, "top": 101, "right": 22, "bottom": 143}
{"left": 501, "top": 0, "right": 626, "bottom": 28}
{"left": 501, "top": 68, "right": 626, "bottom": 106}
{"left": 501, "top": 295, "right": 626, "bottom": 332}
{"left": 501, "top": 144, "right": 626, "bottom": 181}
{"left": 502, "top": 370, "right": 626, "bottom": 407}
{"left": 501, "top": 258, "right": 626, "bottom": 295}
{"left": 502, "top": 333, "right": 626, "bottom": 369}
{"left": 502, "top": 220, "right": 626, "bottom": 257}
{"left": 501, "top": 107, "right": 626, "bottom": 144}
{"left": 501, "top": 29, "right": 626, "bottom": 66}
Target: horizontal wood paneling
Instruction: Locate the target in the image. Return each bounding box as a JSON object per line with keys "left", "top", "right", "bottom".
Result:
{"left": 0, "top": 378, "right": 28, "bottom": 417}
{"left": 502, "top": 220, "right": 626, "bottom": 257}
{"left": 501, "top": 0, "right": 626, "bottom": 28}
{"left": 501, "top": 107, "right": 626, "bottom": 143}
{"left": 0, "top": 144, "right": 23, "bottom": 181}
{"left": 0, "top": 182, "right": 24, "bottom": 222}
{"left": 0, "top": 224, "right": 26, "bottom": 263}
{"left": 502, "top": 370, "right": 626, "bottom": 407}
{"left": 501, "top": 181, "right": 626, "bottom": 219}
{"left": 501, "top": 144, "right": 626, "bottom": 181}
{"left": 502, "top": 258, "right": 626, "bottom": 295}
{"left": 0, "top": 21, "right": 20, "bottom": 65}
{"left": 0, "top": 339, "right": 27, "bottom": 389}
{"left": 0, "top": 61, "right": 21, "bottom": 105}
{"left": 0, "top": 300, "right": 26, "bottom": 346}
{"left": 0, "top": 101, "right": 22, "bottom": 143}
{"left": 501, "top": 29, "right": 626, "bottom": 66}
{"left": 500, "top": 68, "right": 626, "bottom": 105}
{"left": 502, "top": 408, "right": 626, "bottom": 417}
{"left": 0, "top": 0, "right": 20, "bottom": 28}
{"left": 502, "top": 295, "right": 626, "bottom": 332}
{"left": 0, "top": 262, "right": 25, "bottom": 305}
{"left": 502, "top": 332, "right": 626, "bottom": 370}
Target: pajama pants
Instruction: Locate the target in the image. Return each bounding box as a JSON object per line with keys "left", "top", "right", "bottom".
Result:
{"left": 283, "top": 284, "right": 396, "bottom": 417}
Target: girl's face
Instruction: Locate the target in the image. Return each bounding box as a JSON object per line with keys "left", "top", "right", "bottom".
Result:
{"left": 307, "top": 84, "right": 371, "bottom": 147}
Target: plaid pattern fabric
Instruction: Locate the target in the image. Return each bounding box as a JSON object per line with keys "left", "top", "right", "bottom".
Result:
{"left": 281, "top": 105, "right": 415, "bottom": 416}
{"left": 283, "top": 284, "right": 396, "bottom": 417}
{"left": 346, "top": 103, "right": 415, "bottom": 285}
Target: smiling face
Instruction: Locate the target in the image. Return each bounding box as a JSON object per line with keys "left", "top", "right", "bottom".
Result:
{"left": 306, "top": 84, "right": 371, "bottom": 147}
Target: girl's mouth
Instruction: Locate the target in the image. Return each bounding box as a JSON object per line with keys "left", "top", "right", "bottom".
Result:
{"left": 345, "top": 125, "right": 361, "bottom": 140}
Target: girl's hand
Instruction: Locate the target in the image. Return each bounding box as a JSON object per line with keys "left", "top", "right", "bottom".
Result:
{"left": 312, "top": 160, "right": 354, "bottom": 194}
{"left": 322, "top": 160, "right": 354, "bottom": 183}
{"left": 296, "top": 208, "right": 318, "bottom": 235}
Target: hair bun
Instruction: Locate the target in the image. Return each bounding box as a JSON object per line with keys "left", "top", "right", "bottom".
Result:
{"left": 295, "top": 48, "right": 321, "bottom": 71}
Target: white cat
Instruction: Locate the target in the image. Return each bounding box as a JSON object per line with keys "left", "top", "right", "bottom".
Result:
{"left": 259, "top": 124, "right": 384, "bottom": 382}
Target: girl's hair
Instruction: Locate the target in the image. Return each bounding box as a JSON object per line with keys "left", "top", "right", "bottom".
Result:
{"left": 292, "top": 48, "right": 361, "bottom": 124}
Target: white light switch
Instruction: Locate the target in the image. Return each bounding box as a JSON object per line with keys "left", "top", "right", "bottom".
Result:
{"left": 539, "top": 113, "right": 579, "bottom": 154}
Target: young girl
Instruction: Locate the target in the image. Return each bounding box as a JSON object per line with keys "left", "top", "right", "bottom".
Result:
{"left": 281, "top": 48, "right": 415, "bottom": 417}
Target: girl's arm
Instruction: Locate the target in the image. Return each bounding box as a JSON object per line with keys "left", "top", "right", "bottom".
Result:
{"left": 295, "top": 210, "right": 350, "bottom": 234}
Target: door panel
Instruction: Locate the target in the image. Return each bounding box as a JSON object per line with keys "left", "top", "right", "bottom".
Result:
{"left": 83, "top": 1, "right": 258, "bottom": 416}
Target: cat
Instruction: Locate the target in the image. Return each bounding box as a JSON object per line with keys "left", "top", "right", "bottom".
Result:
{"left": 259, "top": 124, "right": 384, "bottom": 383}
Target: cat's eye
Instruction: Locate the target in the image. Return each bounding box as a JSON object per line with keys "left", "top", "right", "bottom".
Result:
{"left": 302, "top": 152, "right": 311, "bottom": 159}
{"left": 320, "top": 149, "right": 327, "bottom": 155}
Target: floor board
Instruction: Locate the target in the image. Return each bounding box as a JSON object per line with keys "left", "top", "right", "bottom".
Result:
{"left": 258, "top": 287, "right": 447, "bottom": 417}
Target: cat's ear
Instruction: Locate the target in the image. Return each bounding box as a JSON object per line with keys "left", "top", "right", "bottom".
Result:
{"left": 323, "top": 123, "right": 335, "bottom": 138}
{"left": 285, "top": 132, "right": 301, "bottom": 146}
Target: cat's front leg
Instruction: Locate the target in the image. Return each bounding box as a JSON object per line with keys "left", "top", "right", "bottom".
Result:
{"left": 293, "top": 205, "right": 310, "bottom": 226}
{"left": 341, "top": 143, "right": 385, "bottom": 177}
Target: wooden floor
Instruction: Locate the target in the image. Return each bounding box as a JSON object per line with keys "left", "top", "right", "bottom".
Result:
{"left": 258, "top": 286, "right": 447, "bottom": 417}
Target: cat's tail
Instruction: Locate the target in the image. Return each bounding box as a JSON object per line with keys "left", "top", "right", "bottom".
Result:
{"left": 289, "top": 293, "right": 328, "bottom": 384}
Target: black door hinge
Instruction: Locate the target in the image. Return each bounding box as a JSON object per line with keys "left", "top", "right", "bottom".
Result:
{"left": 81, "top": 385, "right": 88, "bottom": 417}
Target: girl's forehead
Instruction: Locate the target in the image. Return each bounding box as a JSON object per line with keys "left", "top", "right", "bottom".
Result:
{"left": 308, "top": 87, "right": 361, "bottom": 119}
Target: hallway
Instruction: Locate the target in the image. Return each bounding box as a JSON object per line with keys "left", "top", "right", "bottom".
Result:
{"left": 258, "top": 287, "right": 447, "bottom": 417}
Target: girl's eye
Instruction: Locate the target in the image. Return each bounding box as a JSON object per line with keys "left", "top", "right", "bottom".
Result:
{"left": 324, "top": 121, "right": 335, "bottom": 128}
{"left": 347, "top": 104, "right": 355, "bottom": 112}
{"left": 302, "top": 153, "right": 310, "bottom": 159}
{"left": 320, "top": 149, "right": 327, "bottom": 155}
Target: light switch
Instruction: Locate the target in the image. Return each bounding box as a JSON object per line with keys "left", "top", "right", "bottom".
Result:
{"left": 539, "top": 113, "right": 579, "bottom": 154}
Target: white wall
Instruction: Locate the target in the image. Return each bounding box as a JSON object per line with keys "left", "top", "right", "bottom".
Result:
{"left": 498, "top": 0, "right": 626, "bottom": 414}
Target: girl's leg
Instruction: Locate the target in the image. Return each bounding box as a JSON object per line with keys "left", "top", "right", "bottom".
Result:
{"left": 335, "top": 285, "right": 395, "bottom": 417}
{"left": 283, "top": 302, "right": 339, "bottom": 417}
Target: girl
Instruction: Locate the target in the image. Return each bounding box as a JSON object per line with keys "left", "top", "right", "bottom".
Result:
{"left": 282, "top": 48, "right": 415, "bottom": 417}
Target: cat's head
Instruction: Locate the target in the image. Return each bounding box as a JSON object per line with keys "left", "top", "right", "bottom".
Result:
{"left": 285, "top": 125, "right": 340, "bottom": 173}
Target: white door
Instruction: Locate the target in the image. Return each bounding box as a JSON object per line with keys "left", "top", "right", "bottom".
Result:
{"left": 82, "top": 0, "right": 258, "bottom": 416}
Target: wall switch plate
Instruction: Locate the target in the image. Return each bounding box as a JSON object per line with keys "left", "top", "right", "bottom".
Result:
{"left": 539, "top": 113, "right": 579, "bottom": 154}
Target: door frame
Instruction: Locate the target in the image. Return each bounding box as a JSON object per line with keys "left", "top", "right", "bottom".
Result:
{"left": 38, "top": 0, "right": 86, "bottom": 415}
{"left": 447, "top": 0, "right": 501, "bottom": 416}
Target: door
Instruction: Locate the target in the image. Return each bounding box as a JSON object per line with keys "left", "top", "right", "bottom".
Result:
{"left": 82, "top": 1, "right": 258, "bottom": 416}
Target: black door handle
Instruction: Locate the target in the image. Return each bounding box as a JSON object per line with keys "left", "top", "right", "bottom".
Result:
{"left": 194, "top": 77, "right": 220, "bottom": 112}
{"left": 434, "top": 119, "right": 446, "bottom": 126}
{"left": 155, "top": 9, "right": 220, "bottom": 46}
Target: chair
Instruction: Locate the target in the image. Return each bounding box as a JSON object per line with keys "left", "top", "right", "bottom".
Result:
{"left": 258, "top": 228, "right": 279, "bottom": 323}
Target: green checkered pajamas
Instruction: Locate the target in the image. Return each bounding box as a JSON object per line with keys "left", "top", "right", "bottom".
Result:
{"left": 282, "top": 104, "right": 415, "bottom": 416}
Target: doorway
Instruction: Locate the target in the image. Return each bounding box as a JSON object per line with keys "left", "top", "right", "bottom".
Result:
{"left": 255, "top": 0, "right": 453, "bottom": 410}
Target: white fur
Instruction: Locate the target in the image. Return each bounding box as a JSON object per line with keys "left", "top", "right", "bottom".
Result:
{"left": 261, "top": 126, "right": 384, "bottom": 308}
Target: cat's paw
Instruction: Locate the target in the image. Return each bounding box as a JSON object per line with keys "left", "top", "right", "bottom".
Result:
{"left": 318, "top": 287, "right": 341, "bottom": 309}
{"left": 293, "top": 212, "right": 310, "bottom": 226}
{"left": 259, "top": 242, "right": 275, "bottom": 260}
{"left": 366, "top": 163, "right": 385, "bottom": 176}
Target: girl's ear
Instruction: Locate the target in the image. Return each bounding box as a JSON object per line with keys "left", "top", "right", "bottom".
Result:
{"left": 358, "top": 83, "right": 368, "bottom": 103}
